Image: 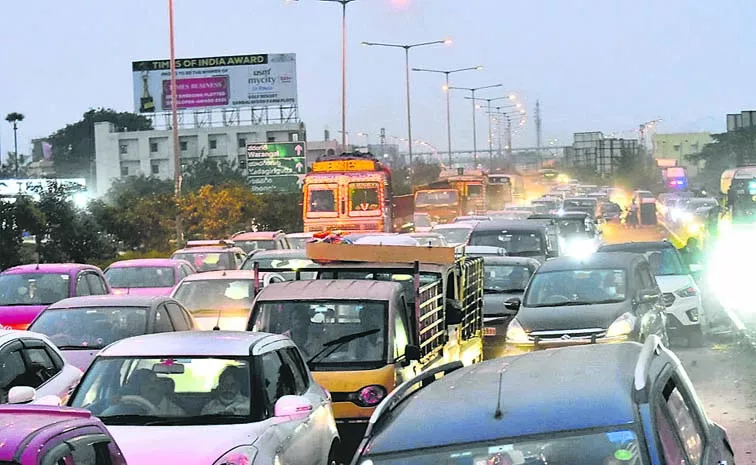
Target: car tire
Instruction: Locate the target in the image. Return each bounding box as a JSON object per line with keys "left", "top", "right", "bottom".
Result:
{"left": 687, "top": 326, "right": 704, "bottom": 348}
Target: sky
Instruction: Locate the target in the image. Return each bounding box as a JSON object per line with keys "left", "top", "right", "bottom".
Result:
{"left": 1, "top": 0, "right": 755, "bottom": 157}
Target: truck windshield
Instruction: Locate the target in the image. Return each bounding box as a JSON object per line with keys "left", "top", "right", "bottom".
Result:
{"left": 251, "top": 300, "right": 387, "bottom": 364}
{"left": 416, "top": 190, "right": 458, "bottom": 206}
{"left": 308, "top": 188, "right": 337, "bottom": 213}
{"left": 363, "top": 428, "right": 644, "bottom": 465}
{"left": 350, "top": 182, "right": 380, "bottom": 212}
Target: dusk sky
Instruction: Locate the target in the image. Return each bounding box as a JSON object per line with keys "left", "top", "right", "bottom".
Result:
{"left": 1, "top": 0, "right": 754, "bottom": 157}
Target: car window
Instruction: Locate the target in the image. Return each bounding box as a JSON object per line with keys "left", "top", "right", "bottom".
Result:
{"left": 154, "top": 306, "right": 174, "bottom": 333}
{"left": 260, "top": 351, "right": 296, "bottom": 412}
{"left": 70, "top": 440, "right": 113, "bottom": 465}
{"left": 394, "top": 308, "right": 410, "bottom": 359}
{"left": 86, "top": 273, "right": 108, "bottom": 295}
{"left": 165, "top": 303, "right": 190, "bottom": 331}
{"left": 664, "top": 380, "right": 704, "bottom": 465}
{"left": 281, "top": 348, "right": 308, "bottom": 395}
{"left": 638, "top": 264, "right": 656, "bottom": 290}
{"left": 23, "top": 346, "right": 60, "bottom": 384}
{"left": 177, "top": 266, "right": 188, "bottom": 280}
{"left": 76, "top": 274, "right": 91, "bottom": 296}
{"left": 0, "top": 349, "right": 26, "bottom": 402}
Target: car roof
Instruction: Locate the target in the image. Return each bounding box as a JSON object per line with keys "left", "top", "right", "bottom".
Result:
{"left": 0, "top": 329, "right": 48, "bottom": 344}
{"left": 173, "top": 246, "right": 245, "bottom": 254}
{"left": 232, "top": 231, "right": 282, "bottom": 240}
{"left": 2, "top": 263, "right": 99, "bottom": 274}
{"left": 179, "top": 270, "right": 276, "bottom": 282}
{"left": 100, "top": 331, "right": 288, "bottom": 357}
{"left": 285, "top": 232, "right": 314, "bottom": 238}
{"left": 255, "top": 280, "right": 403, "bottom": 301}
{"left": 598, "top": 241, "right": 676, "bottom": 253}
{"left": 529, "top": 212, "right": 590, "bottom": 220}
{"left": 473, "top": 220, "right": 549, "bottom": 232}
{"left": 106, "top": 258, "right": 185, "bottom": 268}
{"left": 0, "top": 406, "right": 99, "bottom": 461}
{"left": 564, "top": 196, "right": 597, "bottom": 202}
{"left": 46, "top": 295, "right": 168, "bottom": 309}
{"left": 368, "top": 343, "right": 642, "bottom": 454}
{"left": 480, "top": 256, "right": 541, "bottom": 267}
{"left": 432, "top": 223, "right": 474, "bottom": 230}
{"left": 249, "top": 249, "right": 307, "bottom": 258}
{"left": 537, "top": 252, "right": 640, "bottom": 272}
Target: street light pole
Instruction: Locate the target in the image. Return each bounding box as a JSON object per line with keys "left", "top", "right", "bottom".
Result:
{"left": 412, "top": 66, "right": 482, "bottom": 166}
{"left": 449, "top": 83, "right": 502, "bottom": 169}
{"left": 362, "top": 39, "right": 451, "bottom": 183}
{"left": 465, "top": 95, "right": 514, "bottom": 170}
{"left": 168, "top": 0, "right": 182, "bottom": 246}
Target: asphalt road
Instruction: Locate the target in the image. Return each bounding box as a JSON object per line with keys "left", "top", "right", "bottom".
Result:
{"left": 602, "top": 223, "right": 756, "bottom": 463}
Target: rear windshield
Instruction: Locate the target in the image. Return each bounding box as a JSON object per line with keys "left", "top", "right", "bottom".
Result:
{"left": 0, "top": 273, "right": 70, "bottom": 306}
{"left": 470, "top": 230, "right": 544, "bottom": 255}
{"left": 105, "top": 267, "right": 175, "bottom": 288}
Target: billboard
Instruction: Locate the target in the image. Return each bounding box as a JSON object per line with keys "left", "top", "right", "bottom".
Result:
{"left": 132, "top": 53, "right": 298, "bottom": 113}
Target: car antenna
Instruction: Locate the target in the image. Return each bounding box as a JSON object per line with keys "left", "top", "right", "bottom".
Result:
{"left": 213, "top": 307, "right": 223, "bottom": 331}
{"left": 494, "top": 370, "right": 504, "bottom": 420}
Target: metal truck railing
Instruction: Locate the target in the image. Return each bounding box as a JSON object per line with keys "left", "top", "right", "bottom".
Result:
{"left": 458, "top": 256, "right": 484, "bottom": 341}
{"left": 415, "top": 277, "right": 445, "bottom": 360}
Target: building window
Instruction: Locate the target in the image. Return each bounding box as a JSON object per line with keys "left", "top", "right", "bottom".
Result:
{"left": 210, "top": 139, "right": 218, "bottom": 150}
{"left": 151, "top": 162, "right": 160, "bottom": 175}
{"left": 180, "top": 141, "right": 188, "bottom": 151}
{"left": 119, "top": 144, "right": 128, "bottom": 155}
{"left": 673, "top": 145, "right": 681, "bottom": 151}
{"left": 120, "top": 165, "right": 129, "bottom": 176}
{"left": 150, "top": 142, "right": 159, "bottom": 153}
{"left": 267, "top": 136, "right": 275, "bottom": 143}
{"left": 238, "top": 138, "right": 246, "bottom": 148}
{"left": 291, "top": 133, "right": 299, "bottom": 142}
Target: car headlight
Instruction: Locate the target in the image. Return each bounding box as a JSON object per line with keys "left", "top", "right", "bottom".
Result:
{"left": 675, "top": 286, "right": 698, "bottom": 298}
{"left": 354, "top": 385, "right": 387, "bottom": 407}
{"left": 506, "top": 318, "right": 530, "bottom": 343}
{"left": 214, "top": 445, "right": 258, "bottom": 465}
{"left": 606, "top": 312, "right": 636, "bottom": 338}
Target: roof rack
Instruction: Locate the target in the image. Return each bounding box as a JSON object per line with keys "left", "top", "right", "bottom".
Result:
{"left": 633, "top": 334, "right": 662, "bottom": 394}
{"left": 364, "top": 361, "right": 463, "bottom": 438}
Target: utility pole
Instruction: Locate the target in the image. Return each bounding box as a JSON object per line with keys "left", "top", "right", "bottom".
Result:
{"left": 506, "top": 116, "right": 513, "bottom": 157}
{"left": 535, "top": 100, "right": 543, "bottom": 169}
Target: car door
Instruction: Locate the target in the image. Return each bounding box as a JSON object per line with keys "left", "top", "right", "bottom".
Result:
{"left": 75, "top": 273, "right": 92, "bottom": 297}
{"left": 0, "top": 340, "right": 27, "bottom": 403}
{"left": 151, "top": 305, "right": 175, "bottom": 333}
{"left": 86, "top": 272, "right": 110, "bottom": 295}
{"left": 165, "top": 302, "right": 191, "bottom": 331}
{"left": 259, "top": 349, "right": 317, "bottom": 465}
{"left": 39, "top": 427, "right": 122, "bottom": 465}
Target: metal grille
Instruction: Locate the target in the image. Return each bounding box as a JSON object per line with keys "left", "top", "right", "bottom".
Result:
{"left": 662, "top": 293, "right": 676, "bottom": 307}
{"left": 416, "top": 279, "right": 445, "bottom": 359}
{"left": 459, "top": 257, "right": 484, "bottom": 341}
{"left": 530, "top": 328, "right": 606, "bottom": 341}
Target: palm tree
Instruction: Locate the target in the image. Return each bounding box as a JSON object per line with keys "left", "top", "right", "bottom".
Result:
{"left": 5, "top": 112, "right": 24, "bottom": 177}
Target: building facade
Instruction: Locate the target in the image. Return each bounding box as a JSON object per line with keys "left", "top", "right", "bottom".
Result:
{"left": 565, "top": 132, "right": 639, "bottom": 177}
{"left": 94, "top": 121, "right": 305, "bottom": 195}
{"left": 652, "top": 132, "right": 711, "bottom": 177}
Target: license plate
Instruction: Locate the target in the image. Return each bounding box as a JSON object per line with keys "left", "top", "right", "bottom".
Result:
{"left": 484, "top": 327, "right": 497, "bottom": 337}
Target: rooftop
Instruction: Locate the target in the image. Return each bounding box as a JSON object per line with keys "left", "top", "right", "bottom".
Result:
{"left": 46, "top": 295, "right": 169, "bottom": 309}
{"left": 179, "top": 270, "right": 276, "bottom": 282}
{"left": 255, "top": 280, "right": 403, "bottom": 302}
{"left": 100, "top": 331, "right": 284, "bottom": 357}
{"left": 172, "top": 246, "right": 244, "bottom": 254}
{"left": 2, "top": 263, "right": 97, "bottom": 274}
{"left": 473, "top": 220, "right": 550, "bottom": 232}
{"left": 368, "top": 343, "right": 642, "bottom": 455}
{"left": 537, "top": 252, "right": 639, "bottom": 272}
{"left": 106, "top": 258, "right": 187, "bottom": 268}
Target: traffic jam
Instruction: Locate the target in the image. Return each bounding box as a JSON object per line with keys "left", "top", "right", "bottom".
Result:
{"left": 0, "top": 153, "right": 749, "bottom": 465}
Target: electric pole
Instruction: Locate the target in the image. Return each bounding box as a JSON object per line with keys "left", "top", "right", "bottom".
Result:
{"left": 535, "top": 100, "right": 543, "bottom": 169}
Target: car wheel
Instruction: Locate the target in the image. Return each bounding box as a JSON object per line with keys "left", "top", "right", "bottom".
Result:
{"left": 687, "top": 326, "right": 704, "bottom": 348}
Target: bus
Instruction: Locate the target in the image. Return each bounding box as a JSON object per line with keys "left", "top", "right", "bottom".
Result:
{"left": 486, "top": 173, "right": 525, "bottom": 210}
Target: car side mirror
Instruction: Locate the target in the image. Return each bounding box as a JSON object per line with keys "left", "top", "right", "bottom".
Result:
{"left": 8, "top": 386, "right": 36, "bottom": 404}
{"left": 404, "top": 344, "right": 421, "bottom": 361}
{"left": 274, "top": 395, "right": 313, "bottom": 419}
{"left": 445, "top": 298, "right": 463, "bottom": 325}
{"left": 504, "top": 297, "right": 521, "bottom": 311}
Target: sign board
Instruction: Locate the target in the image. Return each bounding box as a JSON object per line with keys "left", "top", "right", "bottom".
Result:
{"left": 246, "top": 142, "right": 306, "bottom": 193}
{"left": 312, "top": 159, "right": 376, "bottom": 173}
{"left": 132, "top": 53, "right": 298, "bottom": 113}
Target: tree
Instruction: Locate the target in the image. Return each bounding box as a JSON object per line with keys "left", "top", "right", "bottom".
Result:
{"left": 5, "top": 112, "right": 24, "bottom": 177}
{"left": 180, "top": 185, "right": 261, "bottom": 239}
{"left": 48, "top": 108, "right": 153, "bottom": 179}
{"left": 687, "top": 128, "right": 756, "bottom": 192}
{"left": 181, "top": 158, "right": 247, "bottom": 192}
{"left": 105, "top": 175, "right": 174, "bottom": 207}
{"left": 254, "top": 193, "right": 304, "bottom": 232}
{"left": 0, "top": 201, "right": 24, "bottom": 269}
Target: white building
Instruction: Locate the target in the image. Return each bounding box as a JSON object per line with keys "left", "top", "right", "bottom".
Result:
{"left": 94, "top": 120, "right": 305, "bottom": 195}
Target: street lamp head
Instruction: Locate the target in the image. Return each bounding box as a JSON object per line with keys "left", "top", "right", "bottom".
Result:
{"left": 444, "top": 38, "right": 453, "bottom": 45}
{"left": 508, "top": 94, "right": 516, "bottom": 100}
{"left": 475, "top": 65, "right": 484, "bottom": 70}
{"left": 361, "top": 41, "right": 371, "bottom": 46}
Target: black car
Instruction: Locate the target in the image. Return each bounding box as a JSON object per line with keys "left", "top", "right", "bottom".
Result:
{"left": 503, "top": 252, "right": 668, "bottom": 354}
{"left": 562, "top": 197, "right": 599, "bottom": 217}
{"left": 352, "top": 338, "right": 736, "bottom": 465}
{"left": 468, "top": 220, "right": 558, "bottom": 263}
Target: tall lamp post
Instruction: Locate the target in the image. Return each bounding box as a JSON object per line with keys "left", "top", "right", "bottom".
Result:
{"left": 168, "top": 0, "right": 182, "bottom": 245}
{"left": 362, "top": 39, "right": 451, "bottom": 183}
{"left": 465, "top": 95, "right": 516, "bottom": 169}
{"left": 448, "top": 84, "right": 502, "bottom": 168}
{"left": 412, "top": 66, "right": 483, "bottom": 166}
{"left": 4, "top": 112, "right": 24, "bottom": 177}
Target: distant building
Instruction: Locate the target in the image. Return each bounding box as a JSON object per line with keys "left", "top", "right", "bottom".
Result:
{"left": 726, "top": 110, "right": 756, "bottom": 132}
{"left": 565, "top": 132, "right": 639, "bottom": 176}
{"left": 652, "top": 132, "right": 711, "bottom": 177}
{"left": 94, "top": 121, "right": 305, "bottom": 195}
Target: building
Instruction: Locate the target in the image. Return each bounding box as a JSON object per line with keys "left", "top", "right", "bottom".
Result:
{"left": 94, "top": 120, "right": 305, "bottom": 195}
{"left": 652, "top": 132, "right": 711, "bottom": 177}
{"left": 565, "top": 132, "right": 639, "bottom": 177}
{"left": 726, "top": 110, "right": 756, "bottom": 132}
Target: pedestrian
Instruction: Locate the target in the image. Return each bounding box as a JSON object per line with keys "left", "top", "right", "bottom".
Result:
{"left": 679, "top": 237, "right": 703, "bottom": 266}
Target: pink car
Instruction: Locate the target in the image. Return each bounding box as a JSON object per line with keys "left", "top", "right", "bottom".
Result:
{"left": 0, "top": 264, "right": 111, "bottom": 330}
{"left": 0, "top": 404, "right": 127, "bottom": 465}
{"left": 105, "top": 259, "right": 196, "bottom": 296}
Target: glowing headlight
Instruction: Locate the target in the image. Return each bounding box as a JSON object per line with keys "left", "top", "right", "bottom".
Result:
{"left": 687, "top": 222, "right": 702, "bottom": 235}
{"left": 675, "top": 286, "right": 697, "bottom": 298}
{"left": 606, "top": 312, "right": 636, "bottom": 338}
{"left": 214, "top": 445, "right": 258, "bottom": 465}
{"left": 564, "top": 238, "right": 598, "bottom": 259}
{"left": 506, "top": 318, "right": 530, "bottom": 343}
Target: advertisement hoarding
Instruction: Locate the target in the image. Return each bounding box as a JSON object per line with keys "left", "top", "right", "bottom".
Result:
{"left": 246, "top": 142, "right": 306, "bottom": 194}
{"left": 132, "top": 53, "right": 298, "bottom": 113}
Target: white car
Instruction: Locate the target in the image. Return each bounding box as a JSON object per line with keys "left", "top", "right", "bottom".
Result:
{"left": 67, "top": 331, "right": 340, "bottom": 465}
{"left": 0, "top": 330, "right": 82, "bottom": 405}
{"left": 431, "top": 223, "right": 475, "bottom": 246}
{"left": 598, "top": 242, "right": 704, "bottom": 346}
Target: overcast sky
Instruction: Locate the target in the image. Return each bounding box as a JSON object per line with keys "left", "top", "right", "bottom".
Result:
{"left": 1, "top": 0, "right": 754, "bottom": 157}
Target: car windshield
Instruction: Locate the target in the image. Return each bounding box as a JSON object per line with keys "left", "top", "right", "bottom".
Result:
{"left": 364, "top": 428, "right": 644, "bottom": 465}
{"left": 173, "top": 279, "right": 256, "bottom": 313}
{"left": 251, "top": 300, "right": 387, "bottom": 364}
{"left": 172, "top": 252, "right": 234, "bottom": 272}
{"left": 484, "top": 265, "right": 532, "bottom": 292}
{"left": 410, "top": 235, "right": 446, "bottom": 247}
{"left": 105, "top": 267, "right": 175, "bottom": 288}
{"left": 557, "top": 218, "right": 594, "bottom": 237}
{"left": 241, "top": 256, "right": 318, "bottom": 280}
{"left": 564, "top": 199, "right": 596, "bottom": 208}
{"left": 413, "top": 215, "right": 432, "bottom": 228}
{"left": 524, "top": 269, "right": 627, "bottom": 307}
{"left": 433, "top": 227, "right": 471, "bottom": 245}
{"left": 682, "top": 198, "right": 718, "bottom": 211}
{"left": 0, "top": 273, "right": 70, "bottom": 306}
{"left": 416, "top": 190, "right": 458, "bottom": 206}
{"left": 619, "top": 248, "right": 686, "bottom": 276}
{"left": 70, "top": 357, "right": 257, "bottom": 425}
{"left": 286, "top": 236, "right": 310, "bottom": 249}
{"left": 29, "top": 306, "right": 149, "bottom": 349}
{"left": 234, "top": 240, "right": 276, "bottom": 253}
{"left": 469, "top": 231, "right": 544, "bottom": 255}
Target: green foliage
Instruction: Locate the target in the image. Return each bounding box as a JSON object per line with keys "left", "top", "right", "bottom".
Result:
{"left": 0, "top": 201, "right": 24, "bottom": 269}
{"left": 687, "top": 128, "right": 756, "bottom": 192}
{"left": 181, "top": 158, "right": 247, "bottom": 192}
{"left": 392, "top": 159, "right": 442, "bottom": 195}
{"left": 49, "top": 108, "right": 152, "bottom": 179}
{"left": 254, "top": 193, "right": 304, "bottom": 232}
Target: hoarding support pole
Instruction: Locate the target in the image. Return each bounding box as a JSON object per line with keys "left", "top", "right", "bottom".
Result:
{"left": 341, "top": 2, "right": 347, "bottom": 152}
{"left": 169, "top": 0, "right": 182, "bottom": 246}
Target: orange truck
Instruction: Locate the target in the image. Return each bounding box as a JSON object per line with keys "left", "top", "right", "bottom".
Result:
{"left": 414, "top": 168, "right": 488, "bottom": 223}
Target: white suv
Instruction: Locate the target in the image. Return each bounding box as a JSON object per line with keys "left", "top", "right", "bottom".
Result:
{"left": 598, "top": 241, "right": 704, "bottom": 346}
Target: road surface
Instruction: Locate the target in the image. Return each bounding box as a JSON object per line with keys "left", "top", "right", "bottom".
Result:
{"left": 602, "top": 223, "right": 756, "bottom": 462}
